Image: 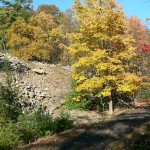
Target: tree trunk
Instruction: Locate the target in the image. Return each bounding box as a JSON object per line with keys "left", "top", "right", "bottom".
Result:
{"left": 109, "top": 98, "right": 113, "bottom": 114}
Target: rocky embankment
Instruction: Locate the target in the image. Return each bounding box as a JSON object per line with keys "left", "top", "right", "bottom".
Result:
{"left": 0, "top": 52, "right": 72, "bottom": 115}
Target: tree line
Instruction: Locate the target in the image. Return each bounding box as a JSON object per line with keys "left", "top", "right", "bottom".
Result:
{"left": 0, "top": 0, "right": 150, "bottom": 114}
{"left": 0, "top": 0, "right": 78, "bottom": 64}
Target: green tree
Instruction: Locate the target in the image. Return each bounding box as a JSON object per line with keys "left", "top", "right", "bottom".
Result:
{"left": 0, "top": 0, "right": 33, "bottom": 50}
{"left": 67, "top": 0, "right": 142, "bottom": 114}
{"left": 0, "top": 0, "right": 32, "bottom": 11}
{"left": 0, "top": 60, "right": 21, "bottom": 122}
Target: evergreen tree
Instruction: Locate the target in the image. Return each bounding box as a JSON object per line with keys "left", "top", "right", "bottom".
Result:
{"left": 0, "top": 0, "right": 33, "bottom": 50}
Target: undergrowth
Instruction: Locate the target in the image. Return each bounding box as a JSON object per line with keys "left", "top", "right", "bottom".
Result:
{"left": 0, "top": 60, "right": 74, "bottom": 150}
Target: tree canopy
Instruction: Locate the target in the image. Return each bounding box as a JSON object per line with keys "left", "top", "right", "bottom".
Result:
{"left": 67, "top": 0, "right": 142, "bottom": 113}
{"left": 7, "top": 11, "right": 65, "bottom": 62}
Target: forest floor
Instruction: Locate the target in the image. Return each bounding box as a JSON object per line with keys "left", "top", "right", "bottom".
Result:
{"left": 17, "top": 107, "right": 150, "bottom": 150}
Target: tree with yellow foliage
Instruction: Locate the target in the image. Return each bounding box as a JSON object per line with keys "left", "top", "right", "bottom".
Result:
{"left": 6, "top": 12, "right": 65, "bottom": 62}
{"left": 67, "top": 0, "right": 142, "bottom": 114}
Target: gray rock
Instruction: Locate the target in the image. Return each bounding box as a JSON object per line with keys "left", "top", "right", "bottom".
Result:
{"left": 0, "top": 52, "right": 71, "bottom": 115}
{"left": 32, "top": 68, "right": 46, "bottom": 74}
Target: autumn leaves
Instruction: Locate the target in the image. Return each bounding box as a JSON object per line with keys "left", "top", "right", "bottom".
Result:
{"left": 1, "top": 0, "right": 150, "bottom": 112}
{"left": 7, "top": 12, "right": 64, "bottom": 62}
{"left": 68, "top": 0, "right": 142, "bottom": 100}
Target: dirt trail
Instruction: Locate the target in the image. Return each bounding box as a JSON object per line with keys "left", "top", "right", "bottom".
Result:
{"left": 17, "top": 108, "right": 150, "bottom": 150}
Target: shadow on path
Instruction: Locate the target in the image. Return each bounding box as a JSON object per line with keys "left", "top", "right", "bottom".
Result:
{"left": 60, "top": 109, "right": 150, "bottom": 150}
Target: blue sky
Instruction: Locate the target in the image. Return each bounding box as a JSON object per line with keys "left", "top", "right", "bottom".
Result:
{"left": 33, "top": 0, "right": 150, "bottom": 27}
{"left": 118, "top": 0, "right": 150, "bottom": 26}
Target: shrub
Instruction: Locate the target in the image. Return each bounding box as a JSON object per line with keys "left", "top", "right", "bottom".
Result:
{"left": 52, "top": 111, "right": 73, "bottom": 133}
{"left": 65, "top": 97, "right": 92, "bottom": 110}
{"left": 65, "top": 89, "right": 109, "bottom": 111}
{"left": 0, "top": 123, "right": 22, "bottom": 150}
{"left": 17, "top": 108, "right": 53, "bottom": 143}
{"left": 17, "top": 108, "right": 74, "bottom": 143}
{"left": 0, "top": 82, "right": 21, "bottom": 121}
{"left": 137, "top": 86, "right": 150, "bottom": 99}
{"left": 65, "top": 80, "right": 93, "bottom": 110}
{"left": 0, "top": 60, "right": 74, "bottom": 149}
{"left": 0, "top": 60, "right": 21, "bottom": 122}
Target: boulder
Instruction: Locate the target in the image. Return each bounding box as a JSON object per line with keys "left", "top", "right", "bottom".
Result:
{"left": 31, "top": 68, "right": 46, "bottom": 74}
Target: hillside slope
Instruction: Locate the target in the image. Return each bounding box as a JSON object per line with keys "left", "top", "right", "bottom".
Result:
{"left": 0, "top": 52, "right": 72, "bottom": 114}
